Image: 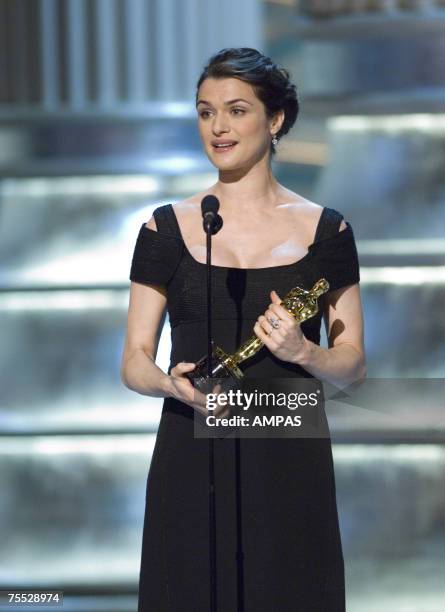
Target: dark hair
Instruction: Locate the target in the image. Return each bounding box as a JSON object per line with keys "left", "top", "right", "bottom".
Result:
{"left": 195, "top": 47, "right": 299, "bottom": 156}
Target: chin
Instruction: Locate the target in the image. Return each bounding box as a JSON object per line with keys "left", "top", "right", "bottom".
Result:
{"left": 207, "top": 154, "right": 239, "bottom": 169}
{"left": 213, "top": 160, "right": 243, "bottom": 172}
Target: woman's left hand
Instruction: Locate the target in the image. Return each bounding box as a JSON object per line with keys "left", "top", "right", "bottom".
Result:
{"left": 253, "top": 290, "right": 308, "bottom": 364}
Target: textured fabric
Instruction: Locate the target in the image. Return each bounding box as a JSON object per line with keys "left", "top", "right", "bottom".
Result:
{"left": 132, "top": 203, "right": 361, "bottom": 612}
{"left": 129, "top": 224, "right": 184, "bottom": 287}
{"left": 313, "top": 209, "right": 360, "bottom": 292}
{"left": 129, "top": 204, "right": 360, "bottom": 330}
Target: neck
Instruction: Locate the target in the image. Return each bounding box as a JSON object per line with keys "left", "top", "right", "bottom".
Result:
{"left": 212, "top": 155, "right": 281, "bottom": 214}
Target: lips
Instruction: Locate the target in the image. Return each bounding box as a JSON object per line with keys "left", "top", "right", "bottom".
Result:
{"left": 212, "top": 141, "right": 238, "bottom": 152}
{"left": 212, "top": 139, "right": 238, "bottom": 146}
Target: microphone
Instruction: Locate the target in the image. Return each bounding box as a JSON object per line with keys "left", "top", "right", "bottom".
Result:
{"left": 201, "top": 195, "right": 223, "bottom": 235}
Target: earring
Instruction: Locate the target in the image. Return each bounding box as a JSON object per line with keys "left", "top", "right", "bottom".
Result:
{"left": 271, "top": 134, "right": 278, "bottom": 146}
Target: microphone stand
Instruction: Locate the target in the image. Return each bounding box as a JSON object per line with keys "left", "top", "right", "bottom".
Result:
{"left": 235, "top": 433, "right": 244, "bottom": 611}
{"left": 205, "top": 225, "right": 217, "bottom": 612}
{"left": 206, "top": 223, "right": 245, "bottom": 612}
{"left": 204, "top": 214, "right": 245, "bottom": 612}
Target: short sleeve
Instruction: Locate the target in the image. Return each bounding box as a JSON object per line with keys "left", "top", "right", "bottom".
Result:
{"left": 129, "top": 223, "right": 184, "bottom": 286}
{"left": 315, "top": 221, "right": 360, "bottom": 292}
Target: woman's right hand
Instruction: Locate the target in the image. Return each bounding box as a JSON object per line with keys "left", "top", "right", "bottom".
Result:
{"left": 168, "top": 361, "right": 229, "bottom": 418}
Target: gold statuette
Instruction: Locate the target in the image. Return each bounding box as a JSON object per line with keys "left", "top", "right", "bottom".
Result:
{"left": 186, "top": 279, "right": 329, "bottom": 393}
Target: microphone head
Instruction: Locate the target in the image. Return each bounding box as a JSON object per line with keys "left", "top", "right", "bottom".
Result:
{"left": 201, "top": 194, "right": 219, "bottom": 215}
{"left": 213, "top": 214, "right": 223, "bottom": 234}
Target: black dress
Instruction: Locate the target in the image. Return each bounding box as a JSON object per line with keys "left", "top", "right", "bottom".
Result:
{"left": 129, "top": 203, "right": 360, "bottom": 612}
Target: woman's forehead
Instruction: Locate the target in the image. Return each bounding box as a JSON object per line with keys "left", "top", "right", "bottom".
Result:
{"left": 198, "top": 77, "right": 256, "bottom": 101}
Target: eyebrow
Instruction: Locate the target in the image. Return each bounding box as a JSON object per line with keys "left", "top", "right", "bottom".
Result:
{"left": 196, "top": 98, "right": 253, "bottom": 108}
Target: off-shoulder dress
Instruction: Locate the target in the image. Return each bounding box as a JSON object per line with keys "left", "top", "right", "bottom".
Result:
{"left": 129, "top": 203, "right": 360, "bottom": 612}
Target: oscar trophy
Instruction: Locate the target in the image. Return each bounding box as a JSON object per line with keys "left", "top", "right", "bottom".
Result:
{"left": 186, "top": 278, "right": 330, "bottom": 394}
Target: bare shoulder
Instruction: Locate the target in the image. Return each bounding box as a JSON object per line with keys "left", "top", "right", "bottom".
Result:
{"left": 144, "top": 195, "right": 205, "bottom": 231}
{"left": 172, "top": 198, "right": 200, "bottom": 216}
{"left": 144, "top": 215, "right": 157, "bottom": 231}
{"left": 172, "top": 192, "right": 209, "bottom": 215}
{"left": 283, "top": 192, "right": 347, "bottom": 232}
{"left": 279, "top": 193, "right": 323, "bottom": 230}
{"left": 171, "top": 192, "right": 215, "bottom": 231}
{"left": 278, "top": 189, "right": 320, "bottom": 215}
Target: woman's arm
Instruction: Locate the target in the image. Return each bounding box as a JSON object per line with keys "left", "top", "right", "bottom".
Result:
{"left": 255, "top": 283, "right": 366, "bottom": 390}
{"left": 121, "top": 214, "right": 174, "bottom": 397}
{"left": 121, "top": 216, "right": 217, "bottom": 415}
{"left": 255, "top": 214, "right": 365, "bottom": 389}
{"left": 120, "top": 279, "right": 172, "bottom": 397}
{"left": 297, "top": 283, "right": 366, "bottom": 389}
{"left": 121, "top": 272, "right": 225, "bottom": 416}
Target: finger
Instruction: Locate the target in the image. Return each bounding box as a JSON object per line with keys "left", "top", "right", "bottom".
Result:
{"left": 212, "top": 382, "right": 222, "bottom": 394}
{"left": 263, "top": 311, "right": 290, "bottom": 336}
{"left": 258, "top": 314, "right": 274, "bottom": 336}
{"left": 214, "top": 403, "right": 227, "bottom": 418}
{"left": 172, "top": 361, "right": 196, "bottom": 375}
{"left": 268, "top": 303, "right": 294, "bottom": 324}
{"left": 254, "top": 320, "right": 275, "bottom": 347}
{"left": 212, "top": 389, "right": 227, "bottom": 416}
{"left": 180, "top": 361, "right": 196, "bottom": 369}
{"left": 216, "top": 400, "right": 229, "bottom": 416}
{"left": 270, "top": 289, "right": 282, "bottom": 304}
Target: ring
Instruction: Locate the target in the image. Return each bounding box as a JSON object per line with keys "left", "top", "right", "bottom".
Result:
{"left": 267, "top": 316, "right": 281, "bottom": 329}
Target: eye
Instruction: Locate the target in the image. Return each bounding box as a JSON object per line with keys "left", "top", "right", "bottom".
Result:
{"left": 198, "top": 107, "right": 245, "bottom": 118}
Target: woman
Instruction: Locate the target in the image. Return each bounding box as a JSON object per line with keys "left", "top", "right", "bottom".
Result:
{"left": 121, "top": 47, "right": 365, "bottom": 612}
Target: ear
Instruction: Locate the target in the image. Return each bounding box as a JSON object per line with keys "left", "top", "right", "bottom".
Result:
{"left": 270, "top": 109, "right": 285, "bottom": 136}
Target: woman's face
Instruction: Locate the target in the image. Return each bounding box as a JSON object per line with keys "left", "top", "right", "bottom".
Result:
{"left": 196, "top": 77, "right": 282, "bottom": 170}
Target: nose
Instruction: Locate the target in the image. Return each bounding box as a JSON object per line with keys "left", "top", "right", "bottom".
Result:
{"left": 211, "top": 111, "right": 230, "bottom": 135}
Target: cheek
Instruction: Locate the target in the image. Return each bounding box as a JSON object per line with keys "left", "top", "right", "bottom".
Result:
{"left": 241, "top": 116, "right": 263, "bottom": 137}
{"left": 198, "top": 122, "right": 208, "bottom": 138}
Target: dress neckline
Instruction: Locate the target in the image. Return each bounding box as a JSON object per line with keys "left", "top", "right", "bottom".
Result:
{"left": 139, "top": 204, "right": 352, "bottom": 272}
{"left": 166, "top": 203, "right": 327, "bottom": 272}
